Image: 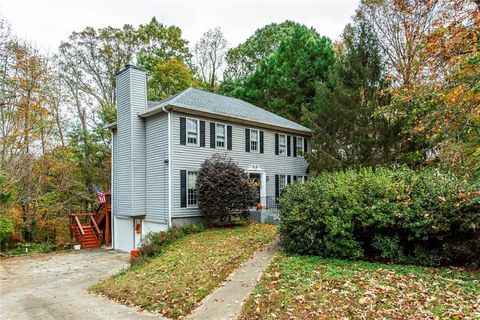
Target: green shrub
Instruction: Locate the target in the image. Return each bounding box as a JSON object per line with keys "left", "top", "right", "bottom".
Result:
{"left": 138, "top": 223, "right": 205, "bottom": 258}
{"left": 5, "top": 242, "right": 56, "bottom": 256}
{"left": 279, "top": 167, "right": 480, "bottom": 267}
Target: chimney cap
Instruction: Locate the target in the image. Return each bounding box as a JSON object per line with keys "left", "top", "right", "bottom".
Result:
{"left": 116, "top": 64, "right": 146, "bottom": 76}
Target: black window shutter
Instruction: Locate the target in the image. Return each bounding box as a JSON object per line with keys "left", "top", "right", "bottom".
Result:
{"left": 180, "top": 170, "right": 187, "bottom": 208}
{"left": 287, "top": 135, "right": 291, "bottom": 156}
{"left": 200, "top": 121, "right": 205, "bottom": 147}
{"left": 275, "top": 134, "right": 279, "bottom": 155}
{"left": 293, "top": 137, "right": 297, "bottom": 157}
{"left": 275, "top": 175, "right": 279, "bottom": 198}
{"left": 260, "top": 131, "right": 264, "bottom": 153}
{"left": 210, "top": 122, "right": 215, "bottom": 148}
{"left": 245, "top": 128, "right": 250, "bottom": 152}
{"left": 304, "top": 137, "right": 308, "bottom": 153}
{"left": 287, "top": 175, "right": 291, "bottom": 184}
{"left": 293, "top": 176, "right": 297, "bottom": 182}
{"left": 227, "top": 125, "right": 232, "bottom": 150}
{"left": 180, "top": 117, "right": 186, "bottom": 145}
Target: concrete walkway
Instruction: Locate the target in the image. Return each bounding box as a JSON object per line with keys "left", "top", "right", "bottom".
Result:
{"left": 187, "top": 240, "right": 279, "bottom": 320}
{"left": 0, "top": 250, "right": 159, "bottom": 320}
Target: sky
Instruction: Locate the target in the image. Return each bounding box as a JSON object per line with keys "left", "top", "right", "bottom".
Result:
{"left": 0, "top": 0, "right": 360, "bottom": 52}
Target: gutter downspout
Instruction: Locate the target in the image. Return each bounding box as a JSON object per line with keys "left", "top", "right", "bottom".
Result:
{"left": 162, "top": 106, "right": 173, "bottom": 228}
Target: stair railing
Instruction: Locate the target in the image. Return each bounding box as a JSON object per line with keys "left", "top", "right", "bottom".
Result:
{"left": 73, "top": 215, "right": 85, "bottom": 237}
{"left": 90, "top": 215, "right": 102, "bottom": 243}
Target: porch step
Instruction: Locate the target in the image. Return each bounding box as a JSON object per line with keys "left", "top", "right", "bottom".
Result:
{"left": 74, "top": 224, "right": 101, "bottom": 249}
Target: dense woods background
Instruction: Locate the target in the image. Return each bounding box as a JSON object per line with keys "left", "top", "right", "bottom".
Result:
{"left": 0, "top": 0, "right": 478, "bottom": 249}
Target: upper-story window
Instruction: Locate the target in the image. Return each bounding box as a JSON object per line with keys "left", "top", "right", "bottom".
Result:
{"left": 187, "top": 118, "right": 199, "bottom": 145}
{"left": 250, "top": 129, "right": 259, "bottom": 152}
{"left": 296, "top": 137, "right": 304, "bottom": 157}
{"left": 216, "top": 123, "right": 226, "bottom": 149}
{"left": 187, "top": 171, "right": 198, "bottom": 207}
{"left": 279, "top": 134, "right": 286, "bottom": 156}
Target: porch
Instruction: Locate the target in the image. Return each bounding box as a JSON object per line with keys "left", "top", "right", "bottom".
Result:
{"left": 249, "top": 196, "right": 280, "bottom": 225}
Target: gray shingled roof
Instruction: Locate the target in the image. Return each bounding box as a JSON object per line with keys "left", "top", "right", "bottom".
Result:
{"left": 144, "top": 87, "right": 311, "bottom": 133}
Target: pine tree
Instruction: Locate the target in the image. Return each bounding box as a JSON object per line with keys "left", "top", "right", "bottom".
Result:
{"left": 306, "top": 22, "right": 397, "bottom": 173}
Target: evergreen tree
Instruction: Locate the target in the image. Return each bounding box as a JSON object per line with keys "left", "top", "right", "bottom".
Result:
{"left": 306, "top": 22, "right": 397, "bottom": 173}
{"left": 224, "top": 24, "right": 334, "bottom": 123}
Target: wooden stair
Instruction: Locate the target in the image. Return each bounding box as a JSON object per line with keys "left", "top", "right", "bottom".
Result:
{"left": 75, "top": 225, "right": 101, "bottom": 249}
{"left": 70, "top": 193, "right": 111, "bottom": 250}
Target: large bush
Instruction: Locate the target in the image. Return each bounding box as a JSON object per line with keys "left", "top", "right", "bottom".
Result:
{"left": 197, "top": 154, "right": 257, "bottom": 225}
{"left": 279, "top": 167, "right": 480, "bottom": 267}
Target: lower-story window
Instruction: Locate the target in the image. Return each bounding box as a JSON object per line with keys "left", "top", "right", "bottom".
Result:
{"left": 279, "top": 175, "right": 287, "bottom": 194}
{"left": 295, "top": 176, "right": 305, "bottom": 183}
{"left": 187, "top": 171, "right": 198, "bottom": 207}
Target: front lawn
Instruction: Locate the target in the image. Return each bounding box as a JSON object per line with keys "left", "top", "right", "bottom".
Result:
{"left": 240, "top": 254, "right": 480, "bottom": 319}
{"left": 91, "top": 222, "right": 277, "bottom": 319}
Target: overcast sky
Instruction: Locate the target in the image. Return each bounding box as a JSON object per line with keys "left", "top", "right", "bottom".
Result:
{"left": 0, "top": 0, "right": 359, "bottom": 53}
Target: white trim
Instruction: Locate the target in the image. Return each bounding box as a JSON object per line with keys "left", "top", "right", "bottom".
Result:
{"left": 249, "top": 128, "right": 260, "bottom": 153}
{"left": 215, "top": 122, "right": 227, "bottom": 150}
{"left": 186, "top": 117, "right": 200, "bottom": 147}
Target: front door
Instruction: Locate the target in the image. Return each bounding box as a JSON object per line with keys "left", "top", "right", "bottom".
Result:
{"left": 249, "top": 173, "right": 262, "bottom": 209}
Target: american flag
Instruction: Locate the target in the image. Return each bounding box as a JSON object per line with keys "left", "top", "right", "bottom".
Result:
{"left": 95, "top": 185, "right": 106, "bottom": 204}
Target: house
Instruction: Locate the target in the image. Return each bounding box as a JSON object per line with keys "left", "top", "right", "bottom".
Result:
{"left": 107, "top": 65, "right": 311, "bottom": 252}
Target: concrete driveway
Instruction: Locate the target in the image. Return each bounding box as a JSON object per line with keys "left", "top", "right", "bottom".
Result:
{"left": 0, "top": 250, "right": 159, "bottom": 320}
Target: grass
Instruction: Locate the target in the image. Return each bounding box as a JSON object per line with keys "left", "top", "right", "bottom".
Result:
{"left": 240, "top": 253, "right": 480, "bottom": 320}
{"left": 90, "top": 222, "right": 277, "bottom": 319}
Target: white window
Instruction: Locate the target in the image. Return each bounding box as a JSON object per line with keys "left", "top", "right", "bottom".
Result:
{"left": 279, "top": 175, "right": 287, "bottom": 194}
{"left": 187, "top": 118, "right": 198, "bottom": 145}
{"left": 296, "top": 137, "right": 304, "bottom": 157}
{"left": 187, "top": 171, "right": 198, "bottom": 207}
{"left": 279, "top": 134, "right": 286, "bottom": 156}
{"left": 250, "top": 129, "right": 259, "bottom": 152}
{"left": 216, "top": 123, "right": 226, "bottom": 149}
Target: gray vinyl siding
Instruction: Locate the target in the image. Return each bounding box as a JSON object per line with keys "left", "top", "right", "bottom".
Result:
{"left": 131, "top": 69, "right": 146, "bottom": 216}
{"left": 145, "top": 113, "right": 169, "bottom": 222}
{"left": 115, "top": 67, "right": 147, "bottom": 216}
{"left": 116, "top": 71, "right": 132, "bottom": 216}
{"left": 170, "top": 111, "right": 310, "bottom": 218}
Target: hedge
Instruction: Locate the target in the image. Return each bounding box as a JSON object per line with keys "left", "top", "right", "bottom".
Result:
{"left": 279, "top": 167, "right": 480, "bottom": 267}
